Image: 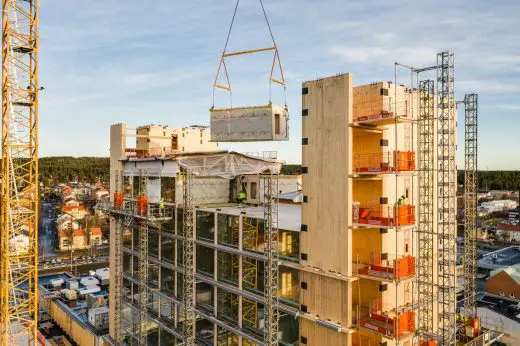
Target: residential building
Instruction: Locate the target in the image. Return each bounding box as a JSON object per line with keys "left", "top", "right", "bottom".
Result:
{"left": 496, "top": 224, "right": 520, "bottom": 242}
{"left": 480, "top": 199, "right": 518, "bottom": 213}
{"left": 62, "top": 204, "right": 87, "bottom": 220}
{"left": 106, "top": 73, "right": 462, "bottom": 345}
{"left": 488, "top": 265, "right": 520, "bottom": 299}
{"left": 58, "top": 228, "right": 103, "bottom": 251}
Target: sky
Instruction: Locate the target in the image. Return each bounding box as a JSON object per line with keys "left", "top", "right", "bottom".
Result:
{"left": 39, "top": 0, "right": 520, "bottom": 169}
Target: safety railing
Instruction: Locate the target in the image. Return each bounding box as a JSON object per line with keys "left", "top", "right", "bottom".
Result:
{"left": 352, "top": 98, "right": 409, "bottom": 124}
{"left": 125, "top": 146, "right": 176, "bottom": 159}
{"left": 355, "top": 303, "right": 416, "bottom": 339}
{"left": 352, "top": 202, "right": 415, "bottom": 227}
{"left": 353, "top": 253, "right": 416, "bottom": 281}
{"left": 353, "top": 151, "right": 415, "bottom": 174}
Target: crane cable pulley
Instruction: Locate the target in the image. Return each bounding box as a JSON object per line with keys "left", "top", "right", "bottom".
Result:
{"left": 212, "top": 0, "right": 286, "bottom": 108}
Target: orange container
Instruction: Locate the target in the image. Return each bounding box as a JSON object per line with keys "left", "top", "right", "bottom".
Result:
{"left": 114, "top": 192, "right": 124, "bottom": 210}
{"left": 137, "top": 195, "right": 148, "bottom": 216}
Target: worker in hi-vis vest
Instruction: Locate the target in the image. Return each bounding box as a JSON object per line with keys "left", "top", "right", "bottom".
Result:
{"left": 397, "top": 195, "right": 406, "bottom": 206}
{"left": 159, "top": 198, "right": 165, "bottom": 216}
{"left": 237, "top": 190, "right": 247, "bottom": 207}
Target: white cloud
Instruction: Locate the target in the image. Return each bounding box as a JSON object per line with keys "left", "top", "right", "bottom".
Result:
{"left": 498, "top": 104, "right": 520, "bottom": 111}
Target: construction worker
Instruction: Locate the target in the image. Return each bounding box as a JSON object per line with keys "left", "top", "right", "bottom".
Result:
{"left": 397, "top": 195, "right": 406, "bottom": 206}
{"left": 237, "top": 190, "right": 247, "bottom": 207}
{"left": 159, "top": 197, "right": 165, "bottom": 216}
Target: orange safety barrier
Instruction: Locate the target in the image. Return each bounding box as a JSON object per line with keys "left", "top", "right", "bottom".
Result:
{"left": 354, "top": 205, "right": 415, "bottom": 226}
{"left": 393, "top": 150, "right": 416, "bottom": 171}
{"left": 353, "top": 151, "right": 415, "bottom": 173}
{"left": 137, "top": 195, "right": 148, "bottom": 216}
{"left": 395, "top": 205, "right": 415, "bottom": 226}
{"left": 419, "top": 341, "right": 437, "bottom": 346}
{"left": 359, "top": 311, "right": 415, "bottom": 338}
{"left": 114, "top": 192, "right": 124, "bottom": 210}
{"left": 358, "top": 256, "right": 416, "bottom": 280}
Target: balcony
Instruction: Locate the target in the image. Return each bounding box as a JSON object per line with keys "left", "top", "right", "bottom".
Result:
{"left": 125, "top": 146, "right": 176, "bottom": 159}
{"left": 355, "top": 303, "right": 415, "bottom": 339}
{"left": 352, "top": 99, "right": 409, "bottom": 125}
{"left": 353, "top": 151, "right": 415, "bottom": 175}
{"left": 354, "top": 254, "right": 416, "bottom": 281}
{"left": 353, "top": 203, "right": 415, "bottom": 228}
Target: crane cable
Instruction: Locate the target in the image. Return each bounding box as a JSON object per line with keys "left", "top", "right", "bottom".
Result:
{"left": 212, "top": 0, "right": 287, "bottom": 108}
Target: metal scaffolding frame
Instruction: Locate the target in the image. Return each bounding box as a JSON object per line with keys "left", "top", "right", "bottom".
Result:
{"left": 113, "top": 171, "right": 123, "bottom": 344}
{"left": 182, "top": 168, "right": 195, "bottom": 345}
{"left": 263, "top": 174, "right": 279, "bottom": 346}
{"left": 138, "top": 169, "right": 149, "bottom": 346}
{"left": 417, "top": 79, "right": 436, "bottom": 338}
{"left": 1, "top": 1, "right": 39, "bottom": 344}
{"left": 463, "top": 93, "right": 478, "bottom": 318}
{"left": 436, "top": 51, "right": 457, "bottom": 345}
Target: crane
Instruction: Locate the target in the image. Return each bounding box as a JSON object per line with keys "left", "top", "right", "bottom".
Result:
{"left": 1, "top": 0, "right": 39, "bottom": 344}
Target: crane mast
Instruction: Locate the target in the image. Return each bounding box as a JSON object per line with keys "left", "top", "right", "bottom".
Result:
{"left": 1, "top": 0, "right": 39, "bottom": 344}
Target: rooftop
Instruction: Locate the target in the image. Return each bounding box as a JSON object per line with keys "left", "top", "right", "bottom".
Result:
{"left": 39, "top": 272, "right": 109, "bottom": 337}
{"left": 476, "top": 292, "right": 520, "bottom": 324}
{"left": 478, "top": 246, "right": 520, "bottom": 270}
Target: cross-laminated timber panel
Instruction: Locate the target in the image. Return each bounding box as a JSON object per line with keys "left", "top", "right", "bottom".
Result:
{"left": 300, "top": 272, "right": 353, "bottom": 325}
{"left": 300, "top": 318, "right": 351, "bottom": 346}
{"left": 300, "top": 73, "right": 353, "bottom": 345}
{"left": 301, "top": 74, "right": 353, "bottom": 275}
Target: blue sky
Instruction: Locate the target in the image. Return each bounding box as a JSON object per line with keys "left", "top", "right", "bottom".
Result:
{"left": 39, "top": 0, "right": 520, "bottom": 169}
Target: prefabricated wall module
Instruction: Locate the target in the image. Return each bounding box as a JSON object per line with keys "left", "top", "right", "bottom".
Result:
{"left": 210, "top": 104, "right": 289, "bottom": 142}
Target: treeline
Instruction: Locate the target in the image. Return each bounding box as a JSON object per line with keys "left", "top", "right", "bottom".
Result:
{"left": 458, "top": 170, "right": 520, "bottom": 191}
{"left": 26, "top": 157, "right": 520, "bottom": 191}
{"left": 39, "top": 157, "right": 109, "bottom": 184}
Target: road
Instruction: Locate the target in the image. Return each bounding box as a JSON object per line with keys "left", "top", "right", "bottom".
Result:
{"left": 39, "top": 202, "right": 59, "bottom": 260}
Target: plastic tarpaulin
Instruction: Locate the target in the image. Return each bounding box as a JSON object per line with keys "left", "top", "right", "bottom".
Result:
{"left": 176, "top": 152, "right": 282, "bottom": 179}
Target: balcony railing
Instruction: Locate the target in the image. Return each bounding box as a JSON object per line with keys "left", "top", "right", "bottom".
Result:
{"left": 125, "top": 146, "right": 176, "bottom": 159}
{"left": 353, "top": 151, "right": 415, "bottom": 174}
{"left": 354, "top": 254, "right": 416, "bottom": 281}
{"left": 353, "top": 99, "right": 409, "bottom": 124}
{"left": 352, "top": 203, "right": 415, "bottom": 227}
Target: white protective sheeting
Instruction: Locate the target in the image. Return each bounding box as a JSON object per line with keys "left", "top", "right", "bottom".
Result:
{"left": 175, "top": 177, "right": 230, "bottom": 206}
{"left": 176, "top": 152, "right": 282, "bottom": 179}
{"left": 210, "top": 104, "right": 289, "bottom": 142}
{"left": 122, "top": 160, "right": 179, "bottom": 177}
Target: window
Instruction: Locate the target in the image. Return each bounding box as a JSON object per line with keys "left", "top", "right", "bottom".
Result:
{"left": 274, "top": 114, "right": 281, "bottom": 135}
{"left": 500, "top": 291, "right": 505, "bottom": 296}
{"left": 250, "top": 182, "right": 257, "bottom": 200}
{"left": 510, "top": 293, "right": 516, "bottom": 298}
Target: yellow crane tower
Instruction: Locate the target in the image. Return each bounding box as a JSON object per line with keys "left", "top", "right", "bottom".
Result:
{"left": 1, "top": 0, "right": 39, "bottom": 345}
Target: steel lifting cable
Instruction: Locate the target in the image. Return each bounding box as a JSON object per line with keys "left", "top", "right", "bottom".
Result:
{"left": 212, "top": 0, "right": 287, "bottom": 108}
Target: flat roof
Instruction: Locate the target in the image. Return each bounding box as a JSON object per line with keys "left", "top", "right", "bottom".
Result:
{"left": 478, "top": 246, "right": 520, "bottom": 270}
{"left": 199, "top": 203, "right": 301, "bottom": 232}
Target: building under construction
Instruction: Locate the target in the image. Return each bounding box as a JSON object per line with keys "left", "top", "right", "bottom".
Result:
{"left": 105, "top": 53, "right": 503, "bottom": 346}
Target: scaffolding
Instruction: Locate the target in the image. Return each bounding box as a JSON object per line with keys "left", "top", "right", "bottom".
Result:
{"left": 182, "top": 168, "right": 195, "bottom": 345}
{"left": 137, "top": 170, "right": 149, "bottom": 346}
{"left": 463, "top": 93, "right": 478, "bottom": 317}
{"left": 436, "top": 51, "right": 457, "bottom": 345}
{"left": 264, "top": 174, "right": 279, "bottom": 346}
{"left": 113, "top": 172, "right": 123, "bottom": 344}
{"left": 417, "top": 79, "right": 436, "bottom": 339}
{"left": 1, "top": 1, "right": 39, "bottom": 344}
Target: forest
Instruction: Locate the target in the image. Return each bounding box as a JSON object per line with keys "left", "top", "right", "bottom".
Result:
{"left": 39, "top": 157, "right": 109, "bottom": 184}
{"left": 33, "top": 157, "right": 520, "bottom": 191}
